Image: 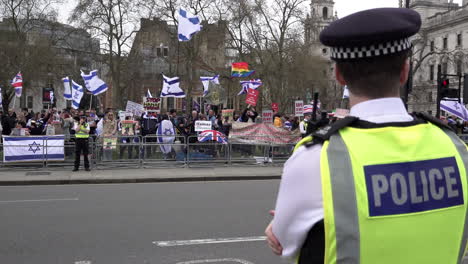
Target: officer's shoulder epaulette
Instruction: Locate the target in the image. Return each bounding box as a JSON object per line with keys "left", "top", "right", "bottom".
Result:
{"left": 304, "top": 116, "right": 359, "bottom": 148}
{"left": 412, "top": 112, "right": 454, "bottom": 132}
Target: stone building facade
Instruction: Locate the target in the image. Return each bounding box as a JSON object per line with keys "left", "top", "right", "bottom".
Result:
{"left": 0, "top": 18, "right": 100, "bottom": 112}
{"left": 127, "top": 18, "right": 229, "bottom": 112}
{"left": 410, "top": 0, "right": 468, "bottom": 114}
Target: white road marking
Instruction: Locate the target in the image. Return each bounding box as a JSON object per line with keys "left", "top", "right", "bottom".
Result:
{"left": 0, "top": 198, "right": 79, "bottom": 203}
{"left": 153, "top": 236, "right": 267, "bottom": 247}
{"left": 176, "top": 258, "right": 254, "bottom": 264}
{"left": 74, "top": 261, "right": 92, "bottom": 264}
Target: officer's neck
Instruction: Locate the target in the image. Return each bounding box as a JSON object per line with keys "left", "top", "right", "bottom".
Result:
{"left": 349, "top": 94, "right": 400, "bottom": 108}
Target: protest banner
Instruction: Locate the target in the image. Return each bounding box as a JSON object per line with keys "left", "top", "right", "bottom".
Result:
{"left": 245, "top": 88, "right": 259, "bottom": 106}
{"left": 143, "top": 97, "right": 161, "bottom": 112}
{"left": 195, "top": 120, "right": 212, "bottom": 132}
{"left": 262, "top": 110, "right": 273, "bottom": 124}
{"left": 295, "top": 100, "right": 304, "bottom": 117}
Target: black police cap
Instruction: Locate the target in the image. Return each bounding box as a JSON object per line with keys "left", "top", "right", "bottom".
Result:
{"left": 320, "top": 8, "right": 421, "bottom": 61}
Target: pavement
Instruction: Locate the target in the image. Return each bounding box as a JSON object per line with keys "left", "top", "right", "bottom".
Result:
{"left": 0, "top": 180, "right": 285, "bottom": 264}
{"left": 0, "top": 166, "right": 283, "bottom": 185}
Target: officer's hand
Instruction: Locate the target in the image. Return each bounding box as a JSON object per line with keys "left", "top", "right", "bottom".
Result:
{"left": 265, "top": 211, "right": 282, "bottom": 256}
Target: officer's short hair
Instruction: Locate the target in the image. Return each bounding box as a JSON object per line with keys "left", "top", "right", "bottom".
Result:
{"left": 336, "top": 51, "right": 409, "bottom": 98}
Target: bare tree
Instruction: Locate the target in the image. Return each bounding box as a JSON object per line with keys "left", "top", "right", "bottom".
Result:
{"left": 70, "top": 0, "right": 138, "bottom": 109}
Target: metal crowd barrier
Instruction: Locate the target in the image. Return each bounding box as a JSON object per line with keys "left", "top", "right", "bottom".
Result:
{"left": 0, "top": 134, "right": 301, "bottom": 170}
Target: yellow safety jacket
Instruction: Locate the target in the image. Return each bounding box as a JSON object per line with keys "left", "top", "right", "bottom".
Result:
{"left": 295, "top": 114, "right": 468, "bottom": 264}
{"left": 75, "top": 124, "right": 90, "bottom": 139}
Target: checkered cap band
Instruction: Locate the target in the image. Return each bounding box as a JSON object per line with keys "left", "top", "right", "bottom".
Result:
{"left": 330, "top": 38, "right": 411, "bottom": 60}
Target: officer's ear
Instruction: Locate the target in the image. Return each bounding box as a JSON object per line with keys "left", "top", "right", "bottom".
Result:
{"left": 335, "top": 65, "right": 347, "bottom": 86}
{"left": 399, "top": 58, "right": 410, "bottom": 86}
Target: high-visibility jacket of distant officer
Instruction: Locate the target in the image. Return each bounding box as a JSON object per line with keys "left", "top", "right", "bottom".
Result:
{"left": 299, "top": 114, "right": 310, "bottom": 138}
{"left": 73, "top": 116, "right": 90, "bottom": 172}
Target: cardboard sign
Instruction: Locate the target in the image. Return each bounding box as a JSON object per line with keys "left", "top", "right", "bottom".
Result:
{"left": 335, "top": 108, "right": 350, "bottom": 118}
{"left": 195, "top": 121, "right": 212, "bottom": 132}
{"left": 222, "top": 109, "right": 234, "bottom": 120}
{"left": 143, "top": 97, "right": 161, "bottom": 112}
{"left": 245, "top": 88, "right": 259, "bottom": 106}
{"left": 271, "top": 103, "right": 279, "bottom": 113}
{"left": 262, "top": 110, "right": 273, "bottom": 124}
{"left": 295, "top": 100, "right": 304, "bottom": 117}
{"left": 126, "top": 101, "right": 144, "bottom": 116}
{"left": 118, "top": 111, "right": 133, "bottom": 121}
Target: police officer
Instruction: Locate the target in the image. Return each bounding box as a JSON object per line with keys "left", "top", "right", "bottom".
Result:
{"left": 73, "top": 116, "right": 90, "bottom": 172}
{"left": 299, "top": 114, "right": 310, "bottom": 138}
{"left": 266, "top": 8, "right": 468, "bottom": 264}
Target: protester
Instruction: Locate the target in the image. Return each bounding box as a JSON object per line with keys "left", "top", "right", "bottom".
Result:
{"left": 240, "top": 107, "right": 258, "bottom": 123}
{"left": 273, "top": 113, "right": 283, "bottom": 128}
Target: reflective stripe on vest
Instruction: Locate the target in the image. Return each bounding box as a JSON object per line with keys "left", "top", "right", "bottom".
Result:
{"left": 301, "top": 121, "right": 308, "bottom": 133}
{"left": 320, "top": 123, "right": 468, "bottom": 264}
{"left": 76, "top": 124, "right": 89, "bottom": 139}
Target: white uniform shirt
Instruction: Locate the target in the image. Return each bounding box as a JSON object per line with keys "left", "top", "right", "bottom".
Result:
{"left": 272, "top": 98, "right": 414, "bottom": 259}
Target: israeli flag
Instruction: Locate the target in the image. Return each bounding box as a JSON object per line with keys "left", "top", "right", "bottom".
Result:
{"left": 178, "top": 8, "right": 202, "bottom": 41}
{"left": 161, "top": 75, "right": 186, "bottom": 98}
{"left": 50, "top": 91, "right": 54, "bottom": 103}
{"left": 238, "top": 79, "right": 262, "bottom": 95}
{"left": 343, "top": 85, "right": 350, "bottom": 99}
{"left": 440, "top": 100, "right": 468, "bottom": 121}
{"left": 157, "top": 119, "right": 176, "bottom": 154}
{"left": 81, "top": 70, "right": 108, "bottom": 95}
{"left": 200, "top": 75, "right": 220, "bottom": 97}
{"left": 63, "top": 77, "right": 72, "bottom": 100}
{"left": 2, "top": 135, "right": 65, "bottom": 163}
{"left": 146, "top": 89, "right": 153, "bottom": 98}
{"left": 71, "top": 80, "right": 84, "bottom": 109}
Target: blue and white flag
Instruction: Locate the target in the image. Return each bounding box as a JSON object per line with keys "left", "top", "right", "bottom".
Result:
{"left": 238, "top": 79, "right": 262, "bottom": 95}
{"left": 63, "top": 77, "right": 72, "bottom": 100}
{"left": 2, "top": 135, "right": 65, "bottom": 163}
{"left": 71, "top": 80, "right": 84, "bottom": 109}
{"left": 146, "top": 89, "right": 153, "bottom": 98}
{"left": 50, "top": 91, "right": 54, "bottom": 103}
{"left": 178, "top": 8, "right": 202, "bottom": 41}
{"left": 161, "top": 75, "right": 186, "bottom": 98}
{"left": 343, "top": 85, "right": 350, "bottom": 99}
{"left": 81, "top": 70, "right": 108, "bottom": 95}
{"left": 157, "top": 119, "right": 176, "bottom": 154}
{"left": 441, "top": 100, "right": 468, "bottom": 121}
{"left": 200, "top": 75, "right": 220, "bottom": 97}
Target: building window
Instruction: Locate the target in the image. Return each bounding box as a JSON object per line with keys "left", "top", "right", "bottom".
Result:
{"left": 457, "top": 60, "right": 463, "bottom": 75}
{"left": 457, "top": 33, "right": 462, "bottom": 47}
{"left": 156, "top": 47, "right": 162, "bottom": 57}
{"left": 430, "top": 40, "right": 435, "bottom": 52}
{"left": 428, "top": 92, "right": 433, "bottom": 103}
{"left": 429, "top": 65, "right": 434, "bottom": 81}
{"left": 163, "top": 47, "right": 169, "bottom": 57}
{"left": 167, "top": 97, "right": 175, "bottom": 110}
{"left": 442, "top": 62, "right": 448, "bottom": 74}
{"left": 443, "top": 37, "right": 448, "bottom": 49}
{"left": 27, "top": 96, "right": 33, "bottom": 109}
{"left": 323, "top": 7, "right": 328, "bottom": 19}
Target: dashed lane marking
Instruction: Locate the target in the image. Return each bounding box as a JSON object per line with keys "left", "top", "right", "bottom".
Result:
{"left": 154, "top": 236, "right": 267, "bottom": 247}
{"left": 0, "top": 198, "right": 79, "bottom": 203}
{"left": 176, "top": 258, "right": 254, "bottom": 264}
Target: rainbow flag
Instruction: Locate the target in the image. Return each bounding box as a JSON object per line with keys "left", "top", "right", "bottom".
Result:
{"left": 231, "top": 62, "right": 255, "bottom": 78}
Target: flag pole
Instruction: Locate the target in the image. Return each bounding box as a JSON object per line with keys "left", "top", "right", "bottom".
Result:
{"left": 89, "top": 94, "right": 93, "bottom": 111}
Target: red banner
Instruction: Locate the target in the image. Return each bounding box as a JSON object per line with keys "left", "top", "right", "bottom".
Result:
{"left": 271, "top": 103, "right": 279, "bottom": 112}
{"left": 245, "top": 88, "right": 259, "bottom": 106}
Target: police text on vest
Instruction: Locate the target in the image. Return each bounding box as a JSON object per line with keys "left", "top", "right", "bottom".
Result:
{"left": 364, "top": 157, "right": 464, "bottom": 217}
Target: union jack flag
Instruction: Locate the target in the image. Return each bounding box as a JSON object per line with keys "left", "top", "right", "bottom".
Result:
{"left": 11, "top": 72, "right": 23, "bottom": 97}
{"left": 198, "top": 130, "right": 228, "bottom": 144}
{"left": 303, "top": 101, "right": 321, "bottom": 113}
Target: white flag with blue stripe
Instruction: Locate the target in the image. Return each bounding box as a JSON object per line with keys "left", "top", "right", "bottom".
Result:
{"left": 343, "top": 85, "right": 350, "bottom": 99}
{"left": 200, "top": 75, "right": 220, "bottom": 97}
{"left": 63, "top": 77, "right": 72, "bottom": 100}
{"left": 157, "top": 120, "right": 176, "bottom": 154}
{"left": 71, "top": 80, "right": 84, "bottom": 109}
{"left": 441, "top": 100, "right": 468, "bottom": 121}
{"left": 161, "top": 75, "right": 186, "bottom": 98}
{"left": 81, "top": 70, "right": 108, "bottom": 95}
{"left": 178, "top": 8, "right": 202, "bottom": 41}
{"left": 50, "top": 91, "right": 54, "bottom": 103}
{"left": 238, "top": 79, "right": 262, "bottom": 95}
{"left": 2, "top": 135, "right": 65, "bottom": 163}
{"left": 146, "top": 89, "right": 153, "bottom": 98}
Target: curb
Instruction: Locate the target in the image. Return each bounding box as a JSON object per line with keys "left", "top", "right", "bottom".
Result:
{"left": 0, "top": 175, "right": 281, "bottom": 186}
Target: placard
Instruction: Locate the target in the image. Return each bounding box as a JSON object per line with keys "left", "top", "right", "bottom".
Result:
{"left": 262, "top": 110, "right": 273, "bottom": 124}
{"left": 195, "top": 120, "right": 212, "bottom": 132}
{"left": 295, "top": 100, "right": 304, "bottom": 117}
{"left": 271, "top": 103, "right": 279, "bottom": 113}
{"left": 245, "top": 88, "right": 259, "bottom": 106}
{"left": 222, "top": 109, "right": 234, "bottom": 120}
{"left": 143, "top": 97, "right": 161, "bottom": 112}
{"left": 126, "top": 101, "right": 144, "bottom": 116}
